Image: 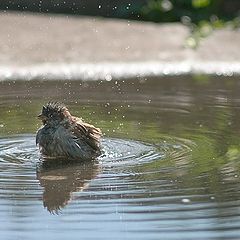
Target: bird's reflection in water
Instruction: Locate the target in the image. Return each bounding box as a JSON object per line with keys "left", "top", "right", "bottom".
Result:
{"left": 36, "top": 159, "right": 100, "bottom": 214}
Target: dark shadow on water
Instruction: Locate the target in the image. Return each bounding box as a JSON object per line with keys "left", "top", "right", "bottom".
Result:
{"left": 36, "top": 159, "right": 100, "bottom": 214}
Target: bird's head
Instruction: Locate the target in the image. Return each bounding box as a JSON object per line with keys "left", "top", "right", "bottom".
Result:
{"left": 38, "top": 102, "right": 71, "bottom": 125}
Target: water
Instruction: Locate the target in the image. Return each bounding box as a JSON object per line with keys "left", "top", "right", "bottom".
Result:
{"left": 1, "top": 76, "right": 240, "bottom": 239}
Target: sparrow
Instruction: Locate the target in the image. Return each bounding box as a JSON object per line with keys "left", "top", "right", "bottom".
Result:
{"left": 36, "top": 102, "right": 102, "bottom": 160}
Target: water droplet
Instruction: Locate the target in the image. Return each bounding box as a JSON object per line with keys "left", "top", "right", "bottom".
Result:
{"left": 105, "top": 74, "right": 112, "bottom": 81}
{"left": 181, "top": 198, "right": 191, "bottom": 203}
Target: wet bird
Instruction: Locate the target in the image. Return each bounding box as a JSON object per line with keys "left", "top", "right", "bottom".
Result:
{"left": 36, "top": 102, "right": 102, "bottom": 160}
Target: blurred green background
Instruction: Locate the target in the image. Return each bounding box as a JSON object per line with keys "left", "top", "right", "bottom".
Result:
{"left": 0, "top": 0, "right": 239, "bottom": 23}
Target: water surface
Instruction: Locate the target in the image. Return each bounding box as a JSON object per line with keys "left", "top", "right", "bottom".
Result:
{"left": 1, "top": 76, "right": 240, "bottom": 239}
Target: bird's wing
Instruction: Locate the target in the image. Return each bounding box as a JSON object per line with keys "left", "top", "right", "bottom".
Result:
{"left": 71, "top": 117, "right": 102, "bottom": 151}
{"left": 53, "top": 125, "right": 99, "bottom": 160}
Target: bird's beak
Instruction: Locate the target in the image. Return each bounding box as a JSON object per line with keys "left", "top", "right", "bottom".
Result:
{"left": 37, "top": 114, "right": 46, "bottom": 120}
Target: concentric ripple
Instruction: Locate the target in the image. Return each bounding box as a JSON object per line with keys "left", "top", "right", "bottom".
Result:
{"left": 0, "top": 134, "right": 193, "bottom": 204}
{"left": 0, "top": 135, "right": 163, "bottom": 165}
{"left": 1, "top": 134, "right": 240, "bottom": 240}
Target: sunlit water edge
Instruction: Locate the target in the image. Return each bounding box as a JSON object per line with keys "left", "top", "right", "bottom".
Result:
{"left": 0, "top": 61, "right": 239, "bottom": 81}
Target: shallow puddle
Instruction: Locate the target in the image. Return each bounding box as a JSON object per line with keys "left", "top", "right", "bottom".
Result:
{"left": 1, "top": 76, "right": 240, "bottom": 239}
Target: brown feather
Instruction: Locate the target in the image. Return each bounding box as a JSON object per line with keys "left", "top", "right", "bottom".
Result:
{"left": 71, "top": 117, "right": 102, "bottom": 151}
